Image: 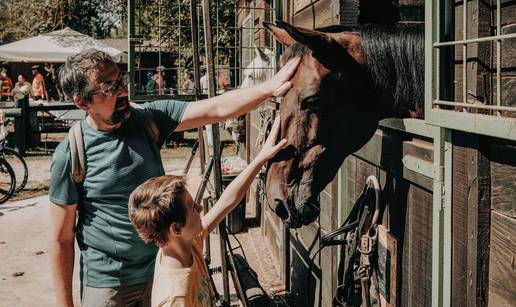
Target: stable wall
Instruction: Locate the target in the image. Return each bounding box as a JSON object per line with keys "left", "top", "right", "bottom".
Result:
{"left": 241, "top": 0, "right": 515, "bottom": 306}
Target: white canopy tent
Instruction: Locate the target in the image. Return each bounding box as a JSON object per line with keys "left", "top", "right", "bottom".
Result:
{"left": 0, "top": 28, "right": 126, "bottom": 63}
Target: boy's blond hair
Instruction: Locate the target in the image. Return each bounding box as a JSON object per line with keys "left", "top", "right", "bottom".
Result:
{"left": 128, "top": 175, "right": 188, "bottom": 247}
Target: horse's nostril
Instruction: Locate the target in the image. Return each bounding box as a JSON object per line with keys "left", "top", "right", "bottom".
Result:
{"left": 273, "top": 199, "right": 289, "bottom": 220}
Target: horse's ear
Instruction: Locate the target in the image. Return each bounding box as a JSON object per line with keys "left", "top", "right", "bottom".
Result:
{"left": 255, "top": 47, "right": 270, "bottom": 62}
{"left": 263, "top": 22, "right": 296, "bottom": 46}
{"left": 273, "top": 21, "right": 364, "bottom": 74}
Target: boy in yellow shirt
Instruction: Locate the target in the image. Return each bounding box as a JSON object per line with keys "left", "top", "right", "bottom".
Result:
{"left": 129, "top": 118, "right": 286, "bottom": 307}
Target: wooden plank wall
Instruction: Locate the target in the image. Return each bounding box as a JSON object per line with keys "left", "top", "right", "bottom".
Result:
{"left": 487, "top": 141, "right": 516, "bottom": 306}
{"left": 452, "top": 1, "right": 516, "bottom": 306}
{"left": 485, "top": 5, "right": 516, "bottom": 305}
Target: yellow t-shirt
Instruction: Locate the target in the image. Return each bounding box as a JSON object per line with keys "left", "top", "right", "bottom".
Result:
{"left": 151, "top": 231, "right": 215, "bottom": 307}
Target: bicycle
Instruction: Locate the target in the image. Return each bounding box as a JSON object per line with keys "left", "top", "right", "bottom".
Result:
{"left": 0, "top": 156, "right": 16, "bottom": 204}
{"left": 0, "top": 139, "right": 28, "bottom": 194}
{"left": 0, "top": 110, "right": 28, "bottom": 195}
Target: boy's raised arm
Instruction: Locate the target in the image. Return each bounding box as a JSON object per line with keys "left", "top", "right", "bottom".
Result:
{"left": 202, "top": 118, "right": 287, "bottom": 233}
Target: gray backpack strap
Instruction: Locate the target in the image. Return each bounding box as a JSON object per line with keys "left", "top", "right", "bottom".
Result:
{"left": 68, "top": 121, "right": 86, "bottom": 184}
{"left": 67, "top": 105, "right": 159, "bottom": 187}
{"left": 130, "top": 103, "right": 160, "bottom": 145}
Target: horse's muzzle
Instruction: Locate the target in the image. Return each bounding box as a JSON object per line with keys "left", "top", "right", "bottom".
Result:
{"left": 271, "top": 197, "right": 320, "bottom": 228}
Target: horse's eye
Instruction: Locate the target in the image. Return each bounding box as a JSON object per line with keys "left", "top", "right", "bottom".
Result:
{"left": 248, "top": 75, "right": 254, "bottom": 79}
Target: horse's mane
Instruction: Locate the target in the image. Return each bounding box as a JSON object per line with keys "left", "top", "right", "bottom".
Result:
{"left": 358, "top": 24, "right": 424, "bottom": 117}
{"left": 280, "top": 24, "right": 424, "bottom": 117}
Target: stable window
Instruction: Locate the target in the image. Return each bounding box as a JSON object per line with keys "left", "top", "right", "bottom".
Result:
{"left": 425, "top": 0, "right": 516, "bottom": 140}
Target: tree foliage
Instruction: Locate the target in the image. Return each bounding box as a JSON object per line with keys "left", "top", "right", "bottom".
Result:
{"left": 135, "top": 0, "right": 236, "bottom": 68}
{"left": 0, "top": 0, "right": 127, "bottom": 44}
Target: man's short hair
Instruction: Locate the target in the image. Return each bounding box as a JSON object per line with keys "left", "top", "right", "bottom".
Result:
{"left": 58, "top": 49, "right": 115, "bottom": 103}
{"left": 128, "top": 175, "right": 188, "bottom": 247}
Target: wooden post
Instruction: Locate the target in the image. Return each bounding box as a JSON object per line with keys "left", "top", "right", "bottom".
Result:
{"left": 200, "top": 0, "right": 230, "bottom": 303}
{"left": 14, "top": 97, "right": 29, "bottom": 156}
{"left": 189, "top": 0, "right": 206, "bottom": 174}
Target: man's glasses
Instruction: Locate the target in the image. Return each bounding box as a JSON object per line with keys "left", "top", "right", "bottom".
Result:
{"left": 89, "top": 72, "right": 128, "bottom": 97}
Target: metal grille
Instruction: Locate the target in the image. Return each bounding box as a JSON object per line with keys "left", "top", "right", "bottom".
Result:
{"left": 425, "top": 0, "right": 516, "bottom": 140}
{"left": 128, "top": 0, "right": 276, "bottom": 101}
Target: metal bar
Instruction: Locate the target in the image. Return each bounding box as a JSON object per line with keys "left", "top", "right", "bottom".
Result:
{"left": 283, "top": 224, "right": 290, "bottom": 291}
{"left": 442, "top": 128, "right": 453, "bottom": 307}
{"left": 402, "top": 155, "right": 436, "bottom": 178}
{"left": 431, "top": 126, "right": 445, "bottom": 307}
{"left": 201, "top": 0, "right": 231, "bottom": 304}
{"left": 462, "top": 0, "right": 467, "bottom": 104}
{"left": 425, "top": 0, "right": 437, "bottom": 120}
{"left": 496, "top": 0, "right": 501, "bottom": 111}
{"left": 428, "top": 2, "right": 444, "bottom": 307}
{"left": 224, "top": 228, "right": 250, "bottom": 307}
{"left": 379, "top": 118, "right": 435, "bottom": 139}
{"left": 426, "top": 109, "right": 516, "bottom": 141}
{"left": 433, "top": 32, "right": 516, "bottom": 47}
{"left": 189, "top": 0, "right": 206, "bottom": 174}
{"left": 433, "top": 100, "right": 516, "bottom": 112}
{"left": 128, "top": 0, "right": 136, "bottom": 101}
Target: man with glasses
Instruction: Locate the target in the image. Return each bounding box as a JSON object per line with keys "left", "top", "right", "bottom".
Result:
{"left": 49, "top": 49, "right": 299, "bottom": 307}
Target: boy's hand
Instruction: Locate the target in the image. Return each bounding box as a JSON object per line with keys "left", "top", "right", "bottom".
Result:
{"left": 256, "top": 117, "right": 287, "bottom": 162}
{"left": 263, "top": 57, "right": 300, "bottom": 97}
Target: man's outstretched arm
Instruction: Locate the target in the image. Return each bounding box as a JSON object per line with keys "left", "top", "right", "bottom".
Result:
{"left": 50, "top": 203, "right": 77, "bottom": 307}
{"left": 175, "top": 57, "right": 300, "bottom": 131}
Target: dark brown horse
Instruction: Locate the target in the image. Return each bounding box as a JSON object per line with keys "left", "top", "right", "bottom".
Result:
{"left": 264, "top": 21, "right": 424, "bottom": 228}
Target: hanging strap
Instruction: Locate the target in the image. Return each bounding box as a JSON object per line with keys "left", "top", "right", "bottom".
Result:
{"left": 68, "top": 121, "right": 86, "bottom": 184}
{"left": 330, "top": 175, "right": 382, "bottom": 307}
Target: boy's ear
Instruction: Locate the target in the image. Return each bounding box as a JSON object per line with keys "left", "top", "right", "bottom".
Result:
{"left": 170, "top": 223, "right": 183, "bottom": 236}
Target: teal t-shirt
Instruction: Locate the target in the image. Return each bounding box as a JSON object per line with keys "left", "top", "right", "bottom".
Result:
{"left": 49, "top": 100, "right": 189, "bottom": 287}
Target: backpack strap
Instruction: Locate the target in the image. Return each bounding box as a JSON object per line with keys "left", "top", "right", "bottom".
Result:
{"left": 68, "top": 105, "right": 160, "bottom": 186}
{"left": 68, "top": 121, "right": 86, "bottom": 185}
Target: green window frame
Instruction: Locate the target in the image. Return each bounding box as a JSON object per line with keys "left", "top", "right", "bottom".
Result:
{"left": 424, "top": 0, "right": 516, "bottom": 141}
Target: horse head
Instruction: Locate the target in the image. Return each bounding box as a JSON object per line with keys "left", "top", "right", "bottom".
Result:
{"left": 264, "top": 21, "right": 424, "bottom": 228}
{"left": 240, "top": 47, "right": 275, "bottom": 88}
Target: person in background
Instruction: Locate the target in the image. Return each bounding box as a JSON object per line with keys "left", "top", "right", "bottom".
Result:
{"left": 31, "top": 65, "right": 48, "bottom": 100}
{"left": 181, "top": 71, "right": 194, "bottom": 95}
{"left": 146, "top": 71, "right": 156, "bottom": 94}
{"left": 44, "top": 63, "right": 61, "bottom": 101}
{"left": 199, "top": 66, "right": 208, "bottom": 95}
{"left": 154, "top": 66, "right": 165, "bottom": 95}
{"left": 0, "top": 68, "right": 13, "bottom": 101}
{"left": 12, "top": 74, "right": 31, "bottom": 101}
{"left": 218, "top": 70, "right": 229, "bottom": 93}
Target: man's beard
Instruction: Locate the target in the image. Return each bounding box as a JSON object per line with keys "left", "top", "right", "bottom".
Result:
{"left": 110, "top": 96, "right": 132, "bottom": 125}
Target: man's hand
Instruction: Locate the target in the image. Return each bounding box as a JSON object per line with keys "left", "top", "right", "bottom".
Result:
{"left": 263, "top": 57, "right": 301, "bottom": 97}
{"left": 256, "top": 117, "right": 287, "bottom": 162}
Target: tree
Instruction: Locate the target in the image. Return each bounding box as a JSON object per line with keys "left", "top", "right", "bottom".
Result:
{"left": 0, "top": 0, "right": 127, "bottom": 45}
{"left": 134, "top": 0, "right": 236, "bottom": 69}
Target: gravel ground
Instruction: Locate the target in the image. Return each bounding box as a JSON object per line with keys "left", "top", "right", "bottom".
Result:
{"left": 0, "top": 130, "right": 288, "bottom": 306}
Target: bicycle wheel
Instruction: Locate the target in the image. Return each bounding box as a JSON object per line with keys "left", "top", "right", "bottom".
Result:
{"left": 1, "top": 147, "right": 28, "bottom": 193}
{"left": 0, "top": 158, "right": 16, "bottom": 204}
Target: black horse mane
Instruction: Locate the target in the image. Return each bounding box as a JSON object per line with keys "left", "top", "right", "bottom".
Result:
{"left": 358, "top": 24, "right": 424, "bottom": 117}
{"left": 281, "top": 24, "right": 424, "bottom": 118}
